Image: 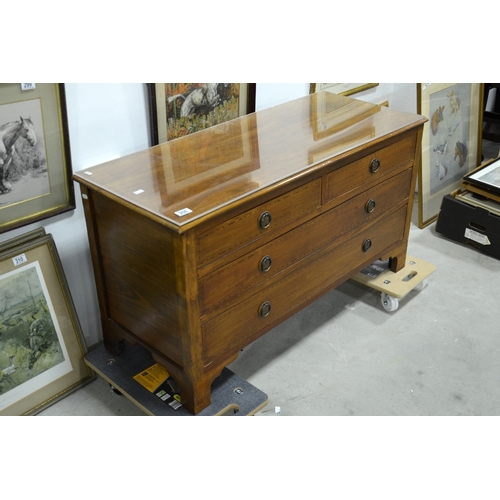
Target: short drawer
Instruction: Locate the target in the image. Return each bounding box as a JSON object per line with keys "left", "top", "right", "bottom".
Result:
{"left": 324, "top": 134, "right": 416, "bottom": 205}
{"left": 198, "top": 168, "right": 413, "bottom": 319}
{"left": 201, "top": 205, "right": 408, "bottom": 366}
{"left": 196, "top": 179, "right": 321, "bottom": 267}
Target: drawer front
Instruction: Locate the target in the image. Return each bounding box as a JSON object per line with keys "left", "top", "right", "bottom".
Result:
{"left": 201, "top": 206, "right": 407, "bottom": 366}
{"left": 196, "top": 179, "right": 321, "bottom": 267}
{"left": 324, "top": 135, "right": 416, "bottom": 205}
{"left": 198, "top": 168, "right": 412, "bottom": 319}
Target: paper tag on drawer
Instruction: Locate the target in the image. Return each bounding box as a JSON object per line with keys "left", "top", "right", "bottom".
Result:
{"left": 465, "top": 228, "right": 491, "bottom": 246}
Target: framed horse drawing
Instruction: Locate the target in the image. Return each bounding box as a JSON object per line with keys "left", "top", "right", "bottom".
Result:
{"left": 147, "top": 83, "right": 256, "bottom": 145}
{"left": 0, "top": 84, "right": 74, "bottom": 233}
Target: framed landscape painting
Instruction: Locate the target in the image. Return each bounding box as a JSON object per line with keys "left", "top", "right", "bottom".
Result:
{"left": 0, "top": 84, "right": 75, "bottom": 233}
{"left": 148, "top": 83, "right": 256, "bottom": 144}
{"left": 0, "top": 231, "right": 93, "bottom": 415}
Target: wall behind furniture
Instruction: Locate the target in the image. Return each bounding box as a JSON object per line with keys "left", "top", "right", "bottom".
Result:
{"left": 256, "top": 83, "right": 417, "bottom": 112}
{"left": 0, "top": 83, "right": 418, "bottom": 347}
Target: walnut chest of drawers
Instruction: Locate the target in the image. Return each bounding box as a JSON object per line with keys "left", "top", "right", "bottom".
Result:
{"left": 73, "top": 92, "right": 426, "bottom": 414}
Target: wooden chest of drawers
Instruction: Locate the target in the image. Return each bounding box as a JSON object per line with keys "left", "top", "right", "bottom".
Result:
{"left": 73, "top": 92, "right": 426, "bottom": 414}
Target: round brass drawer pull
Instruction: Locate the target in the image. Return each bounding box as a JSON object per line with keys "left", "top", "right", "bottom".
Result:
{"left": 370, "top": 158, "right": 381, "bottom": 173}
{"left": 362, "top": 238, "right": 372, "bottom": 252}
{"left": 259, "top": 255, "right": 273, "bottom": 273}
{"left": 258, "top": 211, "right": 272, "bottom": 229}
{"left": 259, "top": 301, "right": 272, "bottom": 317}
{"left": 365, "top": 198, "right": 376, "bottom": 213}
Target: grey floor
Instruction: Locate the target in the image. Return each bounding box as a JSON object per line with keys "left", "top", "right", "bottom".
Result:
{"left": 38, "top": 140, "right": 500, "bottom": 417}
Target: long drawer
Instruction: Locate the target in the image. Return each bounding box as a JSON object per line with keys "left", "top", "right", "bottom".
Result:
{"left": 198, "top": 167, "right": 412, "bottom": 319}
{"left": 324, "top": 135, "right": 416, "bottom": 206}
{"left": 201, "top": 205, "right": 408, "bottom": 367}
{"left": 195, "top": 179, "right": 321, "bottom": 267}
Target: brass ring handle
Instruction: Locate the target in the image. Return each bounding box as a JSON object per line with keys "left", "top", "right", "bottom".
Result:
{"left": 259, "top": 301, "right": 272, "bottom": 317}
{"left": 362, "top": 238, "right": 372, "bottom": 252}
{"left": 365, "top": 198, "right": 376, "bottom": 213}
{"left": 259, "top": 255, "right": 273, "bottom": 273}
{"left": 258, "top": 211, "right": 272, "bottom": 229}
{"left": 370, "top": 158, "right": 381, "bottom": 173}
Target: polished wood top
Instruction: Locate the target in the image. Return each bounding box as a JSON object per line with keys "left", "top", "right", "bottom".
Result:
{"left": 73, "top": 91, "right": 426, "bottom": 231}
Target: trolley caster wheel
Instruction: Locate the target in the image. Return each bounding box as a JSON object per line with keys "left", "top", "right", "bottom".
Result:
{"left": 109, "top": 384, "right": 123, "bottom": 396}
{"left": 413, "top": 278, "right": 428, "bottom": 291}
{"left": 381, "top": 292, "right": 399, "bottom": 312}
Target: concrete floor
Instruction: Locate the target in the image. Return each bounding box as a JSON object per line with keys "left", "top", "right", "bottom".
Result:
{"left": 38, "top": 141, "right": 500, "bottom": 417}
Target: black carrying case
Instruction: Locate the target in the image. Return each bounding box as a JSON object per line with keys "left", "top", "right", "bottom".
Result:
{"left": 435, "top": 193, "right": 500, "bottom": 259}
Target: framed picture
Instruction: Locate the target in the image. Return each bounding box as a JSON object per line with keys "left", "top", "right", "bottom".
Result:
{"left": 0, "top": 84, "right": 75, "bottom": 234}
{"left": 310, "top": 83, "right": 379, "bottom": 97}
{"left": 148, "top": 83, "right": 256, "bottom": 145}
{"left": 0, "top": 231, "right": 93, "bottom": 415}
{"left": 463, "top": 156, "right": 500, "bottom": 198}
{"left": 310, "top": 90, "right": 379, "bottom": 140}
{"left": 417, "top": 83, "right": 483, "bottom": 228}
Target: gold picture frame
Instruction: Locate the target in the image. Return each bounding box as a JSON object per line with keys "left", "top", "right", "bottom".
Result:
{"left": 0, "top": 84, "right": 75, "bottom": 233}
{"left": 0, "top": 230, "right": 93, "bottom": 415}
{"left": 417, "top": 83, "right": 483, "bottom": 228}
{"left": 310, "top": 83, "right": 379, "bottom": 97}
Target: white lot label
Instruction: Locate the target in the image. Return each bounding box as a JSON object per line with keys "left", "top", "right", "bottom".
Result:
{"left": 174, "top": 208, "right": 193, "bottom": 217}
{"left": 12, "top": 254, "right": 28, "bottom": 266}
{"left": 465, "top": 228, "right": 491, "bottom": 246}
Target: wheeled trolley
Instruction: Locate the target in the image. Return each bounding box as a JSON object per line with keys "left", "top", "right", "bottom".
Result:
{"left": 85, "top": 344, "right": 268, "bottom": 416}
{"left": 352, "top": 255, "right": 436, "bottom": 312}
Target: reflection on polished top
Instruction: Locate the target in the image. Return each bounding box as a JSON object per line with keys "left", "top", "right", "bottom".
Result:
{"left": 73, "top": 91, "right": 426, "bottom": 231}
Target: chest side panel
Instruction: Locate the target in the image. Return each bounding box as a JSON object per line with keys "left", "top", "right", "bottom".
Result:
{"left": 91, "top": 193, "right": 184, "bottom": 366}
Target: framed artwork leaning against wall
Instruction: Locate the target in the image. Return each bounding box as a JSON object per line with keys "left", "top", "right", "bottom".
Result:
{"left": 417, "top": 83, "right": 483, "bottom": 228}
{"left": 0, "top": 84, "right": 75, "bottom": 234}
{"left": 0, "top": 229, "right": 94, "bottom": 416}
{"left": 148, "top": 83, "right": 256, "bottom": 145}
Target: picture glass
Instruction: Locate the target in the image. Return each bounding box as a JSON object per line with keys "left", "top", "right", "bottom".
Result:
{"left": 0, "top": 99, "right": 50, "bottom": 203}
